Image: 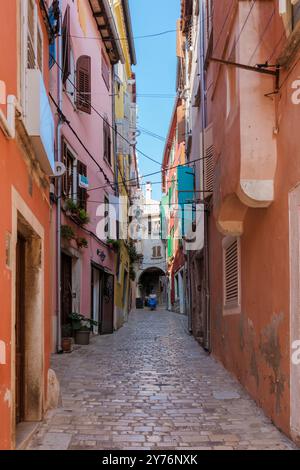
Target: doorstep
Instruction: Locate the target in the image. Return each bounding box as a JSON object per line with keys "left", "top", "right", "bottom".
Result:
{"left": 16, "top": 422, "right": 39, "bottom": 450}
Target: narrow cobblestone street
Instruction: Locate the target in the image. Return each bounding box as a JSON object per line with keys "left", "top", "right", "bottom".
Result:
{"left": 28, "top": 310, "right": 296, "bottom": 451}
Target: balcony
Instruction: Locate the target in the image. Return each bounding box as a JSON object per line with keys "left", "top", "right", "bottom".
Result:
{"left": 24, "top": 69, "right": 55, "bottom": 175}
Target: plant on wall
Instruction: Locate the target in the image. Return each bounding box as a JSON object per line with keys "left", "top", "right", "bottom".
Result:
{"left": 64, "top": 199, "right": 90, "bottom": 226}
{"left": 128, "top": 242, "right": 139, "bottom": 263}
{"left": 76, "top": 237, "right": 88, "bottom": 249}
{"left": 129, "top": 266, "right": 136, "bottom": 281}
{"left": 64, "top": 198, "right": 78, "bottom": 214}
{"left": 107, "top": 238, "right": 121, "bottom": 252}
{"left": 61, "top": 225, "right": 75, "bottom": 241}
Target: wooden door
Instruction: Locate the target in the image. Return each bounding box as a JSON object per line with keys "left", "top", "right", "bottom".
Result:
{"left": 61, "top": 253, "right": 72, "bottom": 325}
{"left": 91, "top": 266, "right": 102, "bottom": 334}
{"left": 15, "top": 234, "right": 26, "bottom": 424}
{"left": 101, "top": 273, "right": 114, "bottom": 335}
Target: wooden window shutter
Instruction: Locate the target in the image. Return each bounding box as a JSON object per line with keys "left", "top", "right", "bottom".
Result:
{"left": 27, "top": 0, "right": 35, "bottom": 69}
{"left": 62, "top": 141, "right": 68, "bottom": 197}
{"left": 76, "top": 55, "right": 91, "bottom": 114}
{"left": 204, "top": 124, "right": 214, "bottom": 195}
{"left": 62, "top": 5, "right": 71, "bottom": 84}
{"left": 103, "top": 119, "right": 111, "bottom": 164}
{"left": 37, "top": 27, "right": 43, "bottom": 72}
{"left": 102, "top": 52, "right": 110, "bottom": 90}
{"left": 224, "top": 238, "right": 240, "bottom": 308}
{"left": 77, "top": 161, "right": 87, "bottom": 210}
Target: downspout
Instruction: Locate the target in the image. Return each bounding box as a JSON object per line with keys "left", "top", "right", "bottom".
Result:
{"left": 184, "top": 31, "right": 192, "bottom": 332}
{"left": 56, "top": 1, "right": 63, "bottom": 353}
{"left": 200, "top": 2, "right": 211, "bottom": 352}
{"left": 112, "top": 66, "right": 119, "bottom": 199}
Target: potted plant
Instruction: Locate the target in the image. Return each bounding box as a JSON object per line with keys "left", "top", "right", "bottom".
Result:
{"left": 76, "top": 237, "right": 88, "bottom": 249}
{"left": 61, "top": 224, "right": 75, "bottom": 241}
{"left": 61, "top": 324, "right": 73, "bottom": 353}
{"left": 69, "top": 312, "right": 98, "bottom": 345}
{"left": 64, "top": 198, "right": 78, "bottom": 215}
{"left": 107, "top": 238, "right": 121, "bottom": 252}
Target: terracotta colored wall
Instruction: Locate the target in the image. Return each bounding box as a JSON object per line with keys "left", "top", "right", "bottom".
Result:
{"left": 208, "top": 0, "right": 300, "bottom": 438}
{"left": 0, "top": 1, "right": 52, "bottom": 449}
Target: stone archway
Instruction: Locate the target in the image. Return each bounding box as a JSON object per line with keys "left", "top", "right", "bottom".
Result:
{"left": 137, "top": 267, "right": 166, "bottom": 307}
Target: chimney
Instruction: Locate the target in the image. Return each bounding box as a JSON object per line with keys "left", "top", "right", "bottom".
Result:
{"left": 146, "top": 181, "right": 152, "bottom": 202}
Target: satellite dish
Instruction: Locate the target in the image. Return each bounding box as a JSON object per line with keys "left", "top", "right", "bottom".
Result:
{"left": 53, "top": 162, "right": 66, "bottom": 177}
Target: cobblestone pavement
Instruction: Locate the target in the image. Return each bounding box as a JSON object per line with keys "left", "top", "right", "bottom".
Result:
{"left": 28, "top": 309, "right": 296, "bottom": 450}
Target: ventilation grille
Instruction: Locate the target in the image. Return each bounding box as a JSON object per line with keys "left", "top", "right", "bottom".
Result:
{"left": 224, "top": 239, "right": 239, "bottom": 307}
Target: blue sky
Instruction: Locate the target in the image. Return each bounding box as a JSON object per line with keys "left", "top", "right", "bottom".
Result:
{"left": 129, "top": 0, "right": 180, "bottom": 200}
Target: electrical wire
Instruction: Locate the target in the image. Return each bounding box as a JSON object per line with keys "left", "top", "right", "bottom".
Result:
{"left": 68, "top": 29, "right": 177, "bottom": 42}
{"left": 248, "top": 7, "right": 276, "bottom": 65}
{"left": 231, "top": 1, "right": 256, "bottom": 54}
{"left": 50, "top": 54, "right": 163, "bottom": 167}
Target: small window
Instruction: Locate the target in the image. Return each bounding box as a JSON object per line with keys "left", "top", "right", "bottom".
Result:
{"left": 62, "top": 141, "right": 75, "bottom": 200}
{"left": 27, "top": 0, "right": 35, "bottom": 69}
{"left": 148, "top": 215, "right": 152, "bottom": 235}
{"left": 65, "top": 48, "right": 75, "bottom": 103}
{"left": 62, "top": 5, "right": 71, "bottom": 84}
{"left": 103, "top": 119, "right": 112, "bottom": 165}
{"left": 76, "top": 55, "right": 91, "bottom": 114}
{"left": 102, "top": 51, "right": 110, "bottom": 90}
{"left": 26, "top": 0, "right": 43, "bottom": 72}
{"left": 152, "top": 246, "right": 162, "bottom": 258}
{"left": 223, "top": 237, "right": 241, "bottom": 312}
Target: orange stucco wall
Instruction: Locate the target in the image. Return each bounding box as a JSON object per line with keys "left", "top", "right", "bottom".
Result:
{"left": 0, "top": 1, "right": 52, "bottom": 449}
{"left": 208, "top": 0, "right": 300, "bottom": 438}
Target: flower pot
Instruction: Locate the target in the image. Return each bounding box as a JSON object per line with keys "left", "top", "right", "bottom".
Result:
{"left": 75, "top": 330, "right": 90, "bottom": 345}
{"left": 62, "top": 337, "right": 72, "bottom": 353}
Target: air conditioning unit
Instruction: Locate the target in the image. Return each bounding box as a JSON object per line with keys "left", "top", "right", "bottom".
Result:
{"left": 25, "top": 69, "right": 55, "bottom": 175}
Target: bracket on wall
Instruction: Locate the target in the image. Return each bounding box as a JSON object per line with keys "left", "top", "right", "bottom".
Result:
{"left": 209, "top": 57, "right": 281, "bottom": 94}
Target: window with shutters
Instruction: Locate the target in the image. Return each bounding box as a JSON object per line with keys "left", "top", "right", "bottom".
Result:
{"left": 152, "top": 246, "right": 162, "bottom": 259}
{"left": 104, "top": 196, "right": 109, "bottom": 235}
{"left": 76, "top": 55, "right": 91, "bottom": 114}
{"left": 65, "top": 48, "right": 76, "bottom": 104}
{"left": 23, "top": 0, "right": 44, "bottom": 72}
{"left": 62, "top": 6, "right": 71, "bottom": 84}
{"left": 77, "top": 161, "right": 87, "bottom": 210}
{"left": 223, "top": 237, "right": 241, "bottom": 314}
{"left": 62, "top": 140, "right": 76, "bottom": 200}
{"left": 102, "top": 51, "right": 110, "bottom": 90}
{"left": 103, "top": 119, "right": 112, "bottom": 165}
{"left": 204, "top": 124, "right": 214, "bottom": 196}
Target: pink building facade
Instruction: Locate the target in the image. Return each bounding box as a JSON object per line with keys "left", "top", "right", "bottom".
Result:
{"left": 50, "top": 0, "right": 124, "bottom": 351}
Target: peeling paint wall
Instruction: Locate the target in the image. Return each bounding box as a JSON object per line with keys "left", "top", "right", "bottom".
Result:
{"left": 208, "top": 1, "right": 296, "bottom": 439}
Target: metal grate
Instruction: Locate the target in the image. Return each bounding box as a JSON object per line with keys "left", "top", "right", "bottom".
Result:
{"left": 224, "top": 239, "right": 239, "bottom": 307}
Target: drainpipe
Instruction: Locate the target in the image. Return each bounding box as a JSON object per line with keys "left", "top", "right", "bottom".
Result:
{"left": 199, "top": 2, "right": 211, "bottom": 352}
{"left": 56, "top": 1, "right": 63, "bottom": 353}
{"left": 112, "top": 67, "right": 119, "bottom": 199}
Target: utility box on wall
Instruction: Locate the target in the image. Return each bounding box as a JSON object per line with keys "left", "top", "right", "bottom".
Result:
{"left": 25, "top": 69, "right": 55, "bottom": 174}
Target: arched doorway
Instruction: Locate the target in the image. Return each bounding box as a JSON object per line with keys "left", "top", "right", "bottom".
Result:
{"left": 137, "top": 268, "right": 166, "bottom": 307}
